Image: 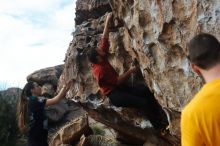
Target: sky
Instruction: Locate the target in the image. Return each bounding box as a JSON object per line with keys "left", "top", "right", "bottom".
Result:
{"left": 0, "top": 0, "right": 76, "bottom": 89}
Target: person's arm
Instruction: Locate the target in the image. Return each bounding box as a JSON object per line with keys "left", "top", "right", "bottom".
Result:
{"left": 96, "top": 13, "right": 113, "bottom": 57}
{"left": 116, "top": 66, "right": 137, "bottom": 85}
{"left": 102, "top": 12, "right": 112, "bottom": 39}
{"left": 45, "top": 80, "right": 72, "bottom": 106}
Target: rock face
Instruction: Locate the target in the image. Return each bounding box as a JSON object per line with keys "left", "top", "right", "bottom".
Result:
{"left": 67, "top": 0, "right": 220, "bottom": 108}
{"left": 27, "top": 64, "right": 64, "bottom": 88}
{"left": 75, "top": 0, "right": 112, "bottom": 25}
{"left": 48, "top": 103, "right": 88, "bottom": 146}
{"left": 62, "top": 0, "right": 220, "bottom": 145}
{"left": 107, "top": 0, "right": 213, "bottom": 109}
{"left": 82, "top": 135, "right": 123, "bottom": 146}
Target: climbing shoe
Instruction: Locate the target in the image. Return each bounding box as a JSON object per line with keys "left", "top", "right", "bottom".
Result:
{"left": 160, "top": 124, "right": 170, "bottom": 136}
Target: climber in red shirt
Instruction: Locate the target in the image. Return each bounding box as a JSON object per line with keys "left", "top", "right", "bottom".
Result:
{"left": 87, "top": 12, "right": 168, "bottom": 131}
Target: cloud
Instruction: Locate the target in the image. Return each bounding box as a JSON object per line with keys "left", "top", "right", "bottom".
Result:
{"left": 0, "top": 0, "right": 76, "bottom": 88}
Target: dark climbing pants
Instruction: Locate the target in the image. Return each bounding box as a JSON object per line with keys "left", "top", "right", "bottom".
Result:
{"left": 107, "top": 84, "right": 168, "bottom": 130}
{"left": 28, "top": 132, "right": 48, "bottom": 146}
{"left": 28, "top": 139, "right": 48, "bottom": 146}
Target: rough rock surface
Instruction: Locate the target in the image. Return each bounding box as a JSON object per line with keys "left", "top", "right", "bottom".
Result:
{"left": 27, "top": 64, "right": 64, "bottom": 87}
{"left": 46, "top": 101, "right": 69, "bottom": 122}
{"left": 75, "top": 0, "right": 112, "bottom": 25}
{"left": 48, "top": 102, "right": 88, "bottom": 146}
{"left": 41, "top": 83, "right": 55, "bottom": 97}
{"left": 81, "top": 135, "right": 123, "bottom": 146}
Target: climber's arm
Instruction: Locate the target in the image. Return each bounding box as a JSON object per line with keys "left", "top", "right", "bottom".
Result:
{"left": 96, "top": 13, "right": 113, "bottom": 57}
{"left": 45, "top": 80, "right": 73, "bottom": 106}
{"left": 102, "top": 12, "right": 112, "bottom": 39}
{"left": 117, "top": 66, "right": 137, "bottom": 85}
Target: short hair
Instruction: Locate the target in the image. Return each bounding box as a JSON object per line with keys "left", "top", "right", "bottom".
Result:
{"left": 188, "top": 33, "right": 220, "bottom": 70}
{"left": 87, "top": 48, "right": 99, "bottom": 64}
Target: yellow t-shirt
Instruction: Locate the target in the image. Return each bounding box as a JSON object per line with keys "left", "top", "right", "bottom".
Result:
{"left": 181, "top": 78, "right": 220, "bottom": 146}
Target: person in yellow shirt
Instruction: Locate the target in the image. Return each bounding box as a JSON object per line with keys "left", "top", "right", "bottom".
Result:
{"left": 181, "top": 33, "right": 220, "bottom": 146}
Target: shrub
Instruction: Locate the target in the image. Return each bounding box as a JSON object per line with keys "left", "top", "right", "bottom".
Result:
{"left": 91, "top": 126, "right": 105, "bottom": 136}
{"left": 0, "top": 91, "right": 19, "bottom": 146}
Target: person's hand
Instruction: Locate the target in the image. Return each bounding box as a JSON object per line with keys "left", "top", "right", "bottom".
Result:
{"left": 129, "top": 66, "right": 138, "bottom": 73}
{"left": 106, "top": 12, "right": 113, "bottom": 23}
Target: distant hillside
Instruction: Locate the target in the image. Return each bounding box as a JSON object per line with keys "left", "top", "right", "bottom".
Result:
{"left": 0, "top": 87, "right": 22, "bottom": 146}
{"left": 0, "top": 87, "right": 22, "bottom": 104}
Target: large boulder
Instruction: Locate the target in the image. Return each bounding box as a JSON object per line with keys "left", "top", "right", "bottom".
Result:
{"left": 27, "top": 64, "right": 64, "bottom": 87}
{"left": 48, "top": 101, "right": 89, "bottom": 146}
{"left": 46, "top": 100, "right": 69, "bottom": 122}
{"left": 63, "top": 0, "right": 220, "bottom": 145}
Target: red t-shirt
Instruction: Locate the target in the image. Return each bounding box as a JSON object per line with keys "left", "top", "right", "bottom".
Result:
{"left": 92, "top": 38, "right": 118, "bottom": 95}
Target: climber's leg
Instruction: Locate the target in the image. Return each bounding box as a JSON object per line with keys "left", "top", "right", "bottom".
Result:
{"left": 107, "top": 85, "right": 168, "bottom": 130}
{"left": 125, "top": 84, "right": 169, "bottom": 130}
{"left": 107, "top": 87, "right": 162, "bottom": 130}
